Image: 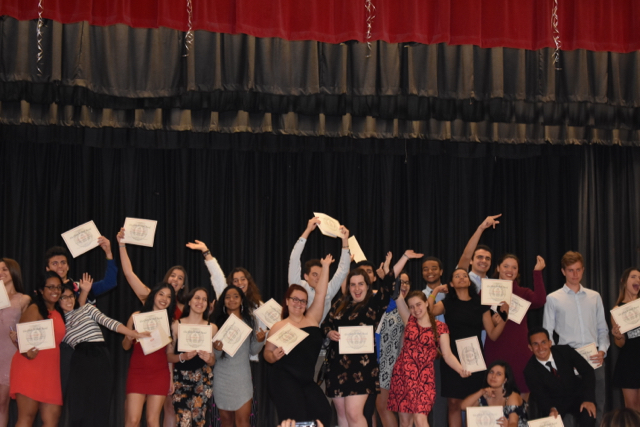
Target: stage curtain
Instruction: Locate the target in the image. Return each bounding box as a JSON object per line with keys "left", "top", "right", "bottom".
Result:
{"left": 1, "top": 0, "right": 640, "bottom": 52}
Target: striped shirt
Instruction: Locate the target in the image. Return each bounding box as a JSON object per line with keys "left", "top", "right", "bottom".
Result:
{"left": 63, "top": 304, "right": 122, "bottom": 348}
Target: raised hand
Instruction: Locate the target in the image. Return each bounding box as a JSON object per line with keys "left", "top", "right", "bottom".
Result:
{"left": 186, "top": 240, "right": 209, "bottom": 252}
{"left": 479, "top": 214, "right": 502, "bottom": 230}
{"left": 79, "top": 272, "right": 94, "bottom": 293}
{"left": 403, "top": 250, "right": 424, "bottom": 259}
{"left": 116, "top": 227, "right": 126, "bottom": 244}
{"left": 320, "top": 254, "right": 335, "bottom": 267}
{"left": 534, "top": 255, "right": 546, "bottom": 271}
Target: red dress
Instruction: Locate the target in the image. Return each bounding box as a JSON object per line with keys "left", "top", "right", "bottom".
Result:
{"left": 387, "top": 317, "right": 449, "bottom": 415}
{"left": 126, "top": 341, "right": 171, "bottom": 395}
{"left": 10, "top": 310, "right": 66, "bottom": 405}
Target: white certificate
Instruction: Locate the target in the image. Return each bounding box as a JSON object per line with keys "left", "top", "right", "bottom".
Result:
{"left": 481, "top": 279, "right": 513, "bottom": 306}
{"left": 506, "top": 294, "right": 531, "bottom": 324}
{"left": 575, "top": 342, "right": 601, "bottom": 369}
{"left": 527, "top": 416, "right": 565, "bottom": 427}
{"left": 348, "top": 236, "right": 367, "bottom": 263}
{"left": 16, "top": 319, "right": 56, "bottom": 353}
{"left": 61, "top": 220, "right": 101, "bottom": 258}
{"left": 455, "top": 336, "right": 487, "bottom": 373}
{"left": 253, "top": 298, "right": 282, "bottom": 329}
{"left": 267, "top": 322, "right": 309, "bottom": 354}
{"left": 178, "top": 323, "right": 213, "bottom": 353}
{"left": 466, "top": 406, "right": 503, "bottom": 427}
{"left": 611, "top": 298, "right": 640, "bottom": 334}
{"left": 312, "top": 212, "right": 342, "bottom": 238}
{"left": 121, "top": 217, "right": 158, "bottom": 247}
{"left": 212, "top": 314, "right": 253, "bottom": 357}
{"left": 132, "top": 310, "right": 172, "bottom": 355}
{"left": 339, "top": 325, "right": 374, "bottom": 355}
{"left": 0, "top": 280, "right": 10, "bottom": 310}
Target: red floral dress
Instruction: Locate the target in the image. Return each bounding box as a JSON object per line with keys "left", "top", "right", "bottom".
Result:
{"left": 387, "top": 317, "right": 449, "bottom": 415}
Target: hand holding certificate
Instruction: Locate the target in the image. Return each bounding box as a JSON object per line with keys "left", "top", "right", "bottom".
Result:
{"left": 178, "top": 323, "right": 213, "bottom": 353}
{"left": 527, "top": 416, "right": 565, "bottom": 427}
{"left": 133, "top": 310, "right": 172, "bottom": 355}
{"left": 267, "top": 323, "right": 309, "bottom": 354}
{"left": 466, "top": 406, "right": 503, "bottom": 427}
{"left": 575, "top": 342, "right": 601, "bottom": 369}
{"left": 611, "top": 298, "right": 640, "bottom": 334}
{"left": 348, "top": 236, "right": 367, "bottom": 263}
{"left": 253, "top": 299, "right": 283, "bottom": 329}
{"left": 61, "top": 220, "right": 101, "bottom": 258}
{"left": 339, "top": 326, "right": 374, "bottom": 354}
{"left": 120, "top": 217, "right": 158, "bottom": 247}
{"left": 0, "top": 280, "right": 10, "bottom": 310}
{"left": 481, "top": 279, "right": 513, "bottom": 306}
{"left": 16, "top": 319, "right": 56, "bottom": 354}
{"left": 312, "top": 212, "right": 343, "bottom": 238}
{"left": 455, "top": 336, "right": 487, "bottom": 373}
{"left": 212, "top": 314, "right": 253, "bottom": 357}
{"left": 505, "top": 294, "right": 531, "bottom": 324}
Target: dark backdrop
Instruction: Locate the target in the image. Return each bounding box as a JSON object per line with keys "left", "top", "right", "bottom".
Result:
{"left": 2, "top": 134, "right": 638, "bottom": 425}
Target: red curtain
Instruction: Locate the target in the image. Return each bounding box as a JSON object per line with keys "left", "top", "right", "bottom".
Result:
{"left": 2, "top": 0, "right": 639, "bottom": 52}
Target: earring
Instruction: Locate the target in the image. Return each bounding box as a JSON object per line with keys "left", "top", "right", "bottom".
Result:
{"left": 241, "top": 305, "right": 244, "bottom": 313}
{"left": 223, "top": 306, "right": 227, "bottom": 314}
{"left": 502, "top": 382, "right": 506, "bottom": 394}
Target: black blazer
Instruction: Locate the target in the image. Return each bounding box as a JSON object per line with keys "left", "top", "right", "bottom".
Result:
{"left": 523, "top": 345, "right": 596, "bottom": 416}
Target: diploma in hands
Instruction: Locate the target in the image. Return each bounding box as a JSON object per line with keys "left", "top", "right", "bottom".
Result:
{"left": 455, "top": 336, "right": 487, "bottom": 373}
{"left": 61, "top": 220, "right": 101, "bottom": 258}
{"left": 339, "top": 326, "right": 374, "bottom": 355}
{"left": 504, "top": 294, "right": 531, "bottom": 324}
{"left": 348, "top": 236, "right": 367, "bottom": 263}
{"left": 611, "top": 298, "right": 640, "bottom": 334}
{"left": 253, "top": 299, "right": 282, "bottom": 329}
{"left": 16, "top": 319, "right": 56, "bottom": 353}
{"left": 312, "top": 212, "right": 343, "bottom": 238}
{"left": 267, "top": 323, "right": 309, "bottom": 354}
{"left": 527, "top": 416, "right": 565, "bottom": 427}
{"left": 178, "top": 323, "right": 213, "bottom": 353}
{"left": 575, "top": 342, "right": 601, "bottom": 369}
{"left": 0, "top": 280, "right": 10, "bottom": 310}
{"left": 121, "top": 217, "right": 158, "bottom": 247}
{"left": 481, "top": 279, "right": 513, "bottom": 306}
{"left": 132, "top": 310, "right": 172, "bottom": 355}
{"left": 212, "top": 314, "right": 253, "bottom": 357}
{"left": 466, "top": 406, "right": 503, "bottom": 427}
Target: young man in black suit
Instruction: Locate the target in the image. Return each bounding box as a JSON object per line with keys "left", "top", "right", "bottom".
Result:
{"left": 524, "top": 327, "right": 597, "bottom": 427}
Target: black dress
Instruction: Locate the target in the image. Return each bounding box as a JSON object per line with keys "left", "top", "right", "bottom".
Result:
{"left": 440, "top": 295, "right": 489, "bottom": 399}
{"left": 322, "top": 274, "right": 393, "bottom": 398}
{"left": 612, "top": 301, "right": 640, "bottom": 389}
{"left": 267, "top": 326, "right": 331, "bottom": 427}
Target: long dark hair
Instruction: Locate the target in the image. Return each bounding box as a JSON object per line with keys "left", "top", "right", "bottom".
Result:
{"left": 281, "top": 284, "right": 308, "bottom": 319}
{"left": 210, "top": 285, "right": 254, "bottom": 329}
{"left": 142, "top": 282, "right": 177, "bottom": 322}
{"left": 335, "top": 268, "right": 373, "bottom": 318}
{"left": 0, "top": 257, "right": 24, "bottom": 293}
{"left": 484, "top": 360, "right": 519, "bottom": 396}
{"left": 226, "top": 267, "right": 262, "bottom": 309}
{"left": 180, "top": 287, "right": 209, "bottom": 320}
{"left": 163, "top": 266, "right": 188, "bottom": 305}
{"left": 446, "top": 267, "right": 479, "bottom": 301}
{"left": 493, "top": 253, "right": 521, "bottom": 283}
{"left": 615, "top": 267, "right": 640, "bottom": 306}
{"left": 32, "top": 271, "right": 66, "bottom": 324}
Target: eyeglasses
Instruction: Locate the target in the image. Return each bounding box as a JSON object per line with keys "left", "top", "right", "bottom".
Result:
{"left": 60, "top": 294, "right": 75, "bottom": 301}
{"left": 288, "top": 297, "right": 308, "bottom": 306}
{"left": 44, "top": 285, "right": 63, "bottom": 292}
{"left": 400, "top": 280, "right": 410, "bottom": 285}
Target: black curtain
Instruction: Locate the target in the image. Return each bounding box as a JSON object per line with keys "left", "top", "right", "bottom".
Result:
{"left": 1, "top": 133, "right": 637, "bottom": 425}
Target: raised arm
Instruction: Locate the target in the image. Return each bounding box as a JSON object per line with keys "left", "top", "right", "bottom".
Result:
{"left": 288, "top": 217, "right": 319, "bottom": 285}
{"left": 186, "top": 240, "right": 227, "bottom": 300}
{"left": 395, "top": 293, "right": 410, "bottom": 325}
{"left": 117, "top": 228, "right": 151, "bottom": 303}
{"left": 306, "top": 254, "right": 333, "bottom": 324}
{"left": 524, "top": 256, "right": 547, "bottom": 309}
{"left": 77, "top": 272, "right": 93, "bottom": 306}
{"left": 428, "top": 284, "right": 448, "bottom": 316}
{"left": 457, "top": 214, "right": 501, "bottom": 270}
{"left": 392, "top": 250, "right": 424, "bottom": 277}
{"left": 325, "top": 226, "right": 351, "bottom": 301}
{"left": 91, "top": 236, "right": 118, "bottom": 296}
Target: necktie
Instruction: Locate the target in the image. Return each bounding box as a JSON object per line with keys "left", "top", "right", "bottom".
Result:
{"left": 546, "top": 361, "right": 559, "bottom": 378}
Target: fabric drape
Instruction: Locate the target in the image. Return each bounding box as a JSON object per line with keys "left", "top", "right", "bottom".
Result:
{"left": 1, "top": 0, "right": 639, "bottom": 52}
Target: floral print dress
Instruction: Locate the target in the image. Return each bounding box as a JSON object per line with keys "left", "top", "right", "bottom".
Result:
{"left": 322, "top": 274, "right": 393, "bottom": 397}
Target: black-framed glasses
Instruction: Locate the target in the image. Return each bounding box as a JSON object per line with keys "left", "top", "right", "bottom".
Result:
{"left": 59, "top": 294, "right": 75, "bottom": 301}
{"left": 288, "top": 297, "right": 308, "bottom": 306}
{"left": 44, "top": 285, "right": 62, "bottom": 292}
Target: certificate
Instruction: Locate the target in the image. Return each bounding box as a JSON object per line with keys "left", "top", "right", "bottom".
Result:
{"left": 455, "top": 336, "right": 487, "bottom": 373}
{"left": 253, "top": 299, "right": 283, "bottom": 329}
{"left": 61, "top": 220, "right": 101, "bottom": 258}
{"left": 575, "top": 342, "right": 601, "bottom": 369}
{"left": 0, "top": 280, "right": 10, "bottom": 310}
{"left": 212, "top": 314, "right": 253, "bottom": 357}
{"left": 16, "top": 319, "right": 56, "bottom": 353}
{"left": 506, "top": 294, "right": 531, "bottom": 324}
{"left": 267, "top": 323, "right": 309, "bottom": 354}
{"left": 527, "top": 416, "right": 565, "bottom": 427}
{"left": 121, "top": 217, "right": 158, "bottom": 247}
{"left": 466, "top": 406, "right": 503, "bottom": 427}
{"left": 339, "top": 325, "right": 374, "bottom": 355}
{"left": 611, "top": 298, "right": 640, "bottom": 334}
{"left": 132, "top": 310, "right": 172, "bottom": 355}
{"left": 481, "top": 279, "right": 513, "bottom": 306}
{"left": 348, "top": 236, "right": 367, "bottom": 263}
{"left": 312, "top": 212, "right": 342, "bottom": 238}
{"left": 177, "top": 323, "right": 213, "bottom": 353}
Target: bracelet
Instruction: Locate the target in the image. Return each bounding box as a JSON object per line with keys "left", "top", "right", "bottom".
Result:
{"left": 179, "top": 354, "right": 185, "bottom": 363}
{"left": 429, "top": 294, "right": 436, "bottom": 300}
{"left": 342, "top": 246, "right": 349, "bottom": 249}
{"left": 402, "top": 253, "right": 409, "bottom": 259}
{"left": 119, "top": 244, "right": 125, "bottom": 247}
{"left": 202, "top": 250, "right": 211, "bottom": 258}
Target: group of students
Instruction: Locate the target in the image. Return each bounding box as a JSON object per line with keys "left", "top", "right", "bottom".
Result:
{"left": 0, "top": 214, "right": 639, "bottom": 427}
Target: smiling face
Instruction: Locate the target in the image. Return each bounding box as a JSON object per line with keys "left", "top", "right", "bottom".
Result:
{"left": 59, "top": 288, "right": 76, "bottom": 313}
{"left": 624, "top": 269, "right": 640, "bottom": 299}
{"left": 167, "top": 269, "right": 185, "bottom": 294}
{"left": 470, "top": 249, "right": 491, "bottom": 276}
{"left": 0, "top": 262, "right": 13, "bottom": 287}
{"left": 451, "top": 269, "right": 471, "bottom": 289}
{"left": 496, "top": 257, "right": 519, "bottom": 281}
{"left": 422, "top": 260, "right": 443, "bottom": 286}
{"left": 46, "top": 255, "right": 69, "bottom": 281}
{"left": 153, "top": 287, "right": 173, "bottom": 311}
{"left": 231, "top": 272, "right": 249, "bottom": 294}
{"left": 528, "top": 332, "right": 552, "bottom": 362}
{"left": 188, "top": 290, "right": 208, "bottom": 314}
{"left": 349, "top": 274, "right": 368, "bottom": 303}
{"left": 224, "top": 288, "right": 242, "bottom": 312}
{"left": 41, "top": 276, "right": 63, "bottom": 306}
{"left": 561, "top": 261, "right": 584, "bottom": 288}
{"left": 400, "top": 273, "right": 411, "bottom": 297}
{"left": 286, "top": 289, "right": 308, "bottom": 315}
{"left": 407, "top": 295, "right": 428, "bottom": 320}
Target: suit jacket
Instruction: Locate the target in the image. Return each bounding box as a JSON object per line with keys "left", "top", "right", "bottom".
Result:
{"left": 524, "top": 345, "right": 596, "bottom": 416}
